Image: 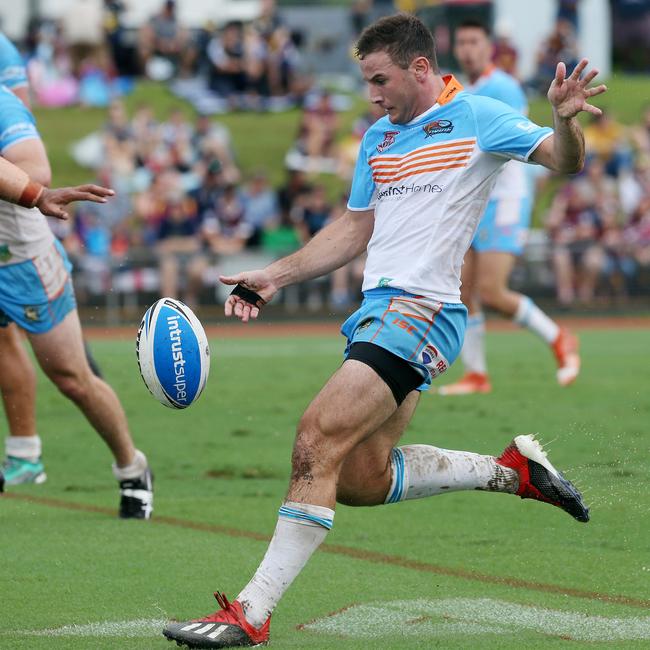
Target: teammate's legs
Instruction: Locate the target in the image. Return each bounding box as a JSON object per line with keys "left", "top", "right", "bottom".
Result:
{"left": 28, "top": 308, "right": 137, "bottom": 467}
{"left": 0, "top": 323, "right": 45, "bottom": 485}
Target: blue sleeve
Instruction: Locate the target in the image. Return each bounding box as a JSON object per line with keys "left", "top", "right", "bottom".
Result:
{"left": 468, "top": 95, "right": 552, "bottom": 162}
{"left": 347, "top": 133, "right": 376, "bottom": 211}
{"left": 0, "top": 87, "right": 39, "bottom": 153}
{"left": 0, "top": 34, "right": 28, "bottom": 90}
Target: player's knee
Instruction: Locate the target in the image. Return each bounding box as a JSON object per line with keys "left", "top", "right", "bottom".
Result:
{"left": 52, "top": 372, "right": 91, "bottom": 403}
{"left": 477, "top": 280, "right": 506, "bottom": 309}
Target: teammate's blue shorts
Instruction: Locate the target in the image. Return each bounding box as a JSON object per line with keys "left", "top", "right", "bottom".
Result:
{"left": 341, "top": 288, "right": 467, "bottom": 391}
{"left": 0, "top": 239, "right": 76, "bottom": 334}
{"left": 472, "top": 196, "right": 532, "bottom": 255}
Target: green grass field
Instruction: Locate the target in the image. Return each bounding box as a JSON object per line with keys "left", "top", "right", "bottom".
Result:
{"left": 3, "top": 325, "right": 650, "bottom": 648}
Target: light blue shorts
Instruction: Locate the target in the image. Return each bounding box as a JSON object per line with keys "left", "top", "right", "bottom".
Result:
{"left": 0, "top": 239, "right": 76, "bottom": 334}
{"left": 341, "top": 288, "right": 467, "bottom": 391}
{"left": 472, "top": 197, "right": 531, "bottom": 255}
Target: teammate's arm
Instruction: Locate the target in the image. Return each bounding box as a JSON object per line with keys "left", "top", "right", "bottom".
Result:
{"left": 0, "top": 156, "right": 114, "bottom": 218}
{"left": 220, "top": 208, "right": 374, "bottom": 322}
{"left": 531, "top": 59, "right": 607, "bottom": 173}
{"left": 2, "top": 138, "right": 52, "bottom": 186}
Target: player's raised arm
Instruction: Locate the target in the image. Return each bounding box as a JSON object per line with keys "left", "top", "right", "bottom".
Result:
{"left": 531, "top": 58, "right": 607, "bottom": 173}
{"left": 220, "top": 207, "right": 374, "bottom": 322}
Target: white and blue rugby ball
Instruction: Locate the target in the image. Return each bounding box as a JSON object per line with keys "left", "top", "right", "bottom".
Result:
{"left": 136, "top": 298, "right": 210, "bottom": 409}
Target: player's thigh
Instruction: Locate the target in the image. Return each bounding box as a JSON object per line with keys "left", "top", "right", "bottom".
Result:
{"left": 28, "top": 309, "right": 90, "bottom": 379}
{"left": 476, "top": 251, "right": 517, "bottom": 293}
{"left": 298, "top": 358, "right": 400, "bottom": 459}
{"left": 338, "top": 390, "right": 419, "bottom": 489}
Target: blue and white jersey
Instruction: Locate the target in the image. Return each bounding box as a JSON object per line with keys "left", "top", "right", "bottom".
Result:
{"left": 0, "top": 32, "right": 28, "bottom": 92}
{"left": 466, "top": 66, "right": 529, "bottom": 200}
{"left": 348, "top": 75, "right": 552, "bottom": 302}
{"left": 0, "top": 85, "right": 53, "bottom": 265}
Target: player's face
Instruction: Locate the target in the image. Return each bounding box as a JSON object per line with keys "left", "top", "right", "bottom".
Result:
{"left": 360, "top": 50, "right": 422, "bottom": 124}
{"left": 454, "top": 27, "right": 492, "bottom": 81}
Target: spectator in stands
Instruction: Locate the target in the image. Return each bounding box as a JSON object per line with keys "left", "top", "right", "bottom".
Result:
{"left": 277, "top": 168, "right": 313, "bottom": 228}
{"left": 291, "top": 183, "right": 332, "bottom": 245}
{"left": 546, "top": 161, "right": 608, "bottom": 307}
{"left": 192, "top": 114, "right": 240, "bottom": 183}
{"left": 161, "top": 107, "right": 194, "bottom": 173}
{"left": 207, "top": 21, "right": 247, "bottom": 103}
{"left": 155, "top": 188, "right": 207, "bottom": 309}
{"left": 61, "top": 0, "right": 105, "bottom": 78}
{"left": 492, "top": 19, "right": 519, "bottom": 77}
{"left": 629, "top": 104, "right": 650, "bottom": 160}
{"left": 240, "top": 170, "right": 279, "bottom": 247}
{"left": 527, "top": 18, "right": 579, "bottom": 95}
{"left": 350, "top": 0, "right": 374, "bottom": 37}
{"left": 205, "top": 183, "right": 253, "bottom": 256}
{"left": 104, "top": 0, "right": 137, "bottom": 76}
{"left": 138, "top": 0, "right": 191, "bottom": 77}
{"left": 583, "top": 109, "right": 631, "bottom": 177}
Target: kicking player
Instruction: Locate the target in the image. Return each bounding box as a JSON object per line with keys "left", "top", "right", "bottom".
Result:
{"left": 438, "top": 20, "right": 579, "bottom": 395}
{"left": 163, "top": 14, "right": 604, "bottom": 648}
{"left": 0, "top": 83, "right": 153, "bottom": 517}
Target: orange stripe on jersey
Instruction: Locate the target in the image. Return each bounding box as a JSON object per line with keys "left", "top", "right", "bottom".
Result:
{"left": 371, "top": 147, "right": 474, "bottom": 170}
{"left": 373, "top": 162, "right": 469, "bottom": 183}
{"left": 371, "top": 151, "right": 473, "bottom": 173}
{"left": 369, "top": 139, "right": 476, "bottom": 166}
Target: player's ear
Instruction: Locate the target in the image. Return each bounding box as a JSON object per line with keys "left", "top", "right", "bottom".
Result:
{"left": 412, "top": 56, "right": 430, "bottom": 81}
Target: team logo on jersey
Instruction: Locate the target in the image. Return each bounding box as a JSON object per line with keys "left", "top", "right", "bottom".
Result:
{"left": 377, "top": 277, "right": 393, "bottom": 288}
{"left": 24, "top": 306, "right": 40, "bottom": 322}
{"left": 377, "top": 130, "right": 399, "bottom": 153}
{"left": 423, "top": 120, "right": 454, "bottom": 137}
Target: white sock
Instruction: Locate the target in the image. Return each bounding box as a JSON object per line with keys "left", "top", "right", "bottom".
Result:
{"left": 6, "top": 435, "right": 41, "bottom": 463}
{"left": 460, "top": 312, "right": 487, "bottom": 374}
{"left": 514, "top": 296, "right": 559, "bottom": 345}
{"left": 385, "top": 444, "right": 518, "bottom": 503}
{"left": 237, "top": 501, "right": 334, "bottom": 628}
{"left": 112, "top": 449, "right": 148, "bottom": 481}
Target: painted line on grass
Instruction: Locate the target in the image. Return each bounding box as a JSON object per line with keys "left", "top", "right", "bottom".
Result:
{"left": 6, "top": 492, "right": 650, "bottom": 611}
{"left": 298, "top": 598, "right": 650, "bottom": 642}
{"left": 23, "top": 619, "right": 166, "bottom": 637}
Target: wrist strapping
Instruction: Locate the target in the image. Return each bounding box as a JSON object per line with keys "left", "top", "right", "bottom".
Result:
{"left": 19, "top": 180, "right": 44, "bottom": 208}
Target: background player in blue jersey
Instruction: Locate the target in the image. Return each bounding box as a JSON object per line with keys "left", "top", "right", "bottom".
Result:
{"left": 163, "top": 14, "right": 605, "bottom": 649}
{"left": 439, "top": 20, "right": 579, "bottom": 396}
{"left": 0, "top": 30, "right": 110, "bottom": 489}
{"left": 0, "top": 43, "right": 152, "bottom": 517}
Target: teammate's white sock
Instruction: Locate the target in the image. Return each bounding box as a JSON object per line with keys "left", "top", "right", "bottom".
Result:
{"left": 385, "top": 444, "right": 518, "bottom": 503}
{"left": 237, "top": 501, "right": 334, "bottom": 628}
{"left": 5, "top": 435, "right": 41, "bottom": 463}
{"left": 460, "top": 312, "right": 487, "bottom": 374}
{"left": 514, "top": 296, "right": 559, "bottom": 345}
{"left": 112, "top": 449, "right": 149, "bottom": 481}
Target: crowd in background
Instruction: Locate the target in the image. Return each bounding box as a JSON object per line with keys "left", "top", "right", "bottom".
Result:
{"left": 7, "top": 0, "right": 650, "bottom": 313}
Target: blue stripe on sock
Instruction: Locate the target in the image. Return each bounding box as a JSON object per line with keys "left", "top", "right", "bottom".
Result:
{"left": 386, "top": 448, "right": 405, "bottom": 504}
{"left": 278, "top": 506, "right": 333, "bottom": 530}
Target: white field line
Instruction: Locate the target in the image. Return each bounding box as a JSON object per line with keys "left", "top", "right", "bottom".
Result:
{"left": 21, "top": 618, "right": 166, "bottom": 637}
{"left": 302, "top": 598, "right": 650, "bottom": 642}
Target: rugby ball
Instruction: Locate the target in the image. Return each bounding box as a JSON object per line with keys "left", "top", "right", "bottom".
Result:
{"left": 136, "top": 298, "right": 210, "bottom": 409}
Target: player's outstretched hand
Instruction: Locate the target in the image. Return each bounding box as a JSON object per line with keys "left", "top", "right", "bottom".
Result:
{"left": 219, "top": 269, "right": 278, "bottom": 323}
{"left": 37, "top": 184, "right": 115, "bottom": 219}
{"left": 548, "top": 58, "right": 607, "bottom": 120}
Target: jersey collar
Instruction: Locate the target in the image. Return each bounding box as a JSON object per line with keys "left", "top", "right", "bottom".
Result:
{"left": 405, "top": 75, "right": 464, "bottom": 125}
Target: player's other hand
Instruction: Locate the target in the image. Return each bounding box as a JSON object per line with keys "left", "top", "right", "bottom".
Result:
{"left": 219, "top": 270, "right": 278, "bottom": 322}
{"left": 37, "top": 184, "right": 115, "bottom": 219}
{"left": 548, "top": 58, "right": 607, "bottom": 120}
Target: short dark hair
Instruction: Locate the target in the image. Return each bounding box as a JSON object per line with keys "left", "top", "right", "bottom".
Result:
{"left": 456, "top": 19, "right": 491, "bottom": 37}
{"left": 356, "top": 13, "right": 438, "bottom": 72}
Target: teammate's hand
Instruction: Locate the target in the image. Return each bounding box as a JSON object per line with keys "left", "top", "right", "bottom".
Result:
{"left": 219, "top": 270, "right": 278, "bottom": 322}
{"left": 547, "top": 58, "right": 607, "bottom": 120}
{"left": 37, "top": 184, "right": 115, "bottom": 219}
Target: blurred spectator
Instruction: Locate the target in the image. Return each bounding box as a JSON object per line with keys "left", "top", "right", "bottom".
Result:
{"left": 527, "top": 18, "right": 579, "bottom": 95}
{"left": 492, "top": 19, "right": 519, "bottom": 77}
{"left": 205, "top": 184, "right": 253, "bottom": 256}
{"left": 207, "top": 21, "right": 247, "bottom": 102}
{"left": 350, "top": 0, "right": 374, "bottom": 37}
{"left": 161, "top": 107, "right": 194, "bottom": 172}
{"left": 61, "top": 0, "right": 105, "bottom": 78}
{"left": 156, "top": 189, "right": 207, "bottom": 309}
{"left": 557, "top": 0, "right": 581, "bottom": 30}
{"left": 583, "top": 110, "right": 631, "bottom": 177}
{"left": 612, "top": 0, "right": 650, "bottom": 72}
{"left": 138, "top": 0, "right": 192, "bottom": 78}
{"left": 546, "top": 161, "right": 610, "bottom": 307}
{"left": 192, "top": 114, "right": 240, "bottom": 183}
{"left": 240, "top": 171, "right": 279, "bottom": 247}
{"left": 629, "top": 104, "right": 650, "bottom": 160}
{"left": 104, "top": 0, "right": 138, "bottom": 76}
